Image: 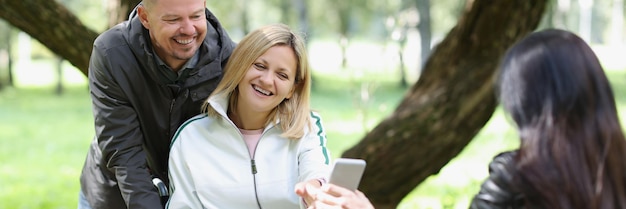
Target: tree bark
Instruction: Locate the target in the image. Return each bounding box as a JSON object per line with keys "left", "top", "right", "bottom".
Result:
{"left": 0, "top": 0, "right": 98, "bottom": 75}
{"left": 341, "top": 1, "right": 548, "bottom": 208}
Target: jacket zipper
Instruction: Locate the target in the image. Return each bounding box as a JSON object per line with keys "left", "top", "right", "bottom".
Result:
{"left": 251, "top": 159, "right": 262, "bottom": 209}
{"left": 220, "top": 112, "right": 276, "bottom": 209}
{"left": 251, "top": 159, "right": 258, "bottom": 174}
{"left": 250, "top": 128, "right": 273, "bottom": 209}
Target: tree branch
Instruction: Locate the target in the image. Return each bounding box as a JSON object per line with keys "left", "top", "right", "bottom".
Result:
{"left": 0, "top": 0, "right": 98, "bottom": 75}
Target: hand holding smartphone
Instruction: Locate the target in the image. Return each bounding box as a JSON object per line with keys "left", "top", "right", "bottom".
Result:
{"left": 327, "top": 158, "right": 367, "bottom": 191}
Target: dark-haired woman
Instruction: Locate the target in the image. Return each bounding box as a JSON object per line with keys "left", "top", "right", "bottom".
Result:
{"left": 470, "top": 29, "right": 626, "bottom": 209}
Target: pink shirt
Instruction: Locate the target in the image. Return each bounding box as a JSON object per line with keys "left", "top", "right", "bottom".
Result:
{"left": 239, "top": 128, "right": 263, "bottom": 158}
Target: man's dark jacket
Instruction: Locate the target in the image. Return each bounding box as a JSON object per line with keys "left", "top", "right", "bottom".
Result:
{"left": 79, "top": 7, "right": 235, "bottom": 209}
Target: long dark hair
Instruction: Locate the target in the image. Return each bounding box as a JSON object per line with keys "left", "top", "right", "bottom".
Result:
{"left": 497, "top": 29, "right": 626, "bottom": 209}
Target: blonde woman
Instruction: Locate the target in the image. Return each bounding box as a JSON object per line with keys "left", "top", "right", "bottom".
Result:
{"left": 167, "top": 23, "right": 331, "bottom": 209}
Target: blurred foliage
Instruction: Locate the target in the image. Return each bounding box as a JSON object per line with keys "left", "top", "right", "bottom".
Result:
{"left": 4, "top": 0, "right": 625, "bottom": 62}
{"left": 0, "top": 20, "right": 10, "bottom": 49}
{"left": 208, "top": 0, "right": 464, "bottom": 41}
{"left": 58, "top": 0, "right": 107, "bottom": 32}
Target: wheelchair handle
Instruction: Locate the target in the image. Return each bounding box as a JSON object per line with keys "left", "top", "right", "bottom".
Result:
{"left": 152, "top": 177, "right": 169, "bottom": 197}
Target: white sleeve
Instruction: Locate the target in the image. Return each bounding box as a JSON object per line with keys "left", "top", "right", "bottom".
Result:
{"left": 297, "top": 111, "right": 332, "bottom": 183}
{"left": 166, "top": 131, "right": 203, "bottom": 209}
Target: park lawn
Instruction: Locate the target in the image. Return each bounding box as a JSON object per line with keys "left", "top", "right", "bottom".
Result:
{"left": 0, "top": 86, "right": 93, "bottom": 209}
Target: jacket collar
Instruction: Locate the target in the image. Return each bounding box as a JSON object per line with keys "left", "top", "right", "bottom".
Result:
{"left": 208, "top": 92, "right": 279, "bottom": 131}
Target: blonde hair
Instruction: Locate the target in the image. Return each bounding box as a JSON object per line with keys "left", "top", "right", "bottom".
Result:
{"left": 202, "top": 23, "right": 312, "bottom": 139}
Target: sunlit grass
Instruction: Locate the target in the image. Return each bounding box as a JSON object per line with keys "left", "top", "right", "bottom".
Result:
{"left": 311, "top": 69, "right": 409, "bottom": 157}
{"left": 0, "top": 87, "right": 92, "bottom": 209}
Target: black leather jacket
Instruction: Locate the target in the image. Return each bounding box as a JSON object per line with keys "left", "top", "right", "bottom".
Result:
{"left": 470, "top": 151, "right": 525, "bottom": 209}
{"left": 79, "top": 6, "right": 234, "bottom": 209}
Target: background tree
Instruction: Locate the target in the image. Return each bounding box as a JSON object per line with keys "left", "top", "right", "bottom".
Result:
{"left": 107, "top": 0, "right": 142, "bottom": 28}
{"left": 341, "top": 1, "right": 548, "bottom": 208}
{"left": 0, "top": 0, "right": 98, "bottom": 75}
{"left": 390, "top": 0, "right": 432, "bottom": 87}
{"left": 0, "top": 21, "right": 13, "bottom": 88}
{"left": 55, "top": 56, "right": 64, "bottom": 95}
{"left": 415, "top": 0, "right": 432, "bottom": 68}
{"left": 276, "top": 0, "right": 310, "bottom": 44}
{"left": 279, "top": 0, "right": 291, "bottom": 25}
{"left": 610, "top": 0, "right": 624, "bottom": 45}
{"left": 238, "top": 0, "right": 251, "bottom": 35}
{"left": 579, "top": 0, "right": 593, "bottom": 42}
{"left": 336, "top": 0, "right": 354, "bottom": 69}
{"left": 388, "top": 0, "right": 412, "bottom": 88}
{"left": 292, "top": 0, "right": 310, "bottom": 44}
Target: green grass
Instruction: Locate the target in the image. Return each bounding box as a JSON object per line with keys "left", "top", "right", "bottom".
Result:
{"left": 1, "top": 43, "right": 625, "bottom": 208}
{"left": 311, "top": 71, "right": 409, "bottom": 157}
{"left": 0, "top": 87, "right": 93, "bottom": 209}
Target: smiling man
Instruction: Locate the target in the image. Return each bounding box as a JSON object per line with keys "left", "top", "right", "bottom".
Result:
{"left": 77, "top": 0, "right": 235, "bottom": 208}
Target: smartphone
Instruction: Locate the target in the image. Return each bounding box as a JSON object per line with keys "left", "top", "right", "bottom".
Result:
{"left": 327, "top": 158, "right": 367, "bottom": 191}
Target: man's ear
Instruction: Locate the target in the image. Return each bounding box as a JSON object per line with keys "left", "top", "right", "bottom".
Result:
{"left": 137, "top": 5, "right": 150, "bottom": 29}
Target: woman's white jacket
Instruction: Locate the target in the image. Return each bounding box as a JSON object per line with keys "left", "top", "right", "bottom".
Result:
{"left": 166, "top": 93, "right": 332, "bottom": 209}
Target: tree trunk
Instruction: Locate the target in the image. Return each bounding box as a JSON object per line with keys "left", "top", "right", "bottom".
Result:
{"left": 0, "top": 23, "right": 10, "bottom": 88}
{"left": 238, "top": 0, "right": 250, "bottom": 35}
{"left": 398, "top": 38, "right": 408, "bottom": 88}
{"left": 397, "top": 24, "right": 409, "bottom": 88}
{"left": 415, "top": 0, "right": 432, "bottom": 69}
{"left": 611, "top": 0, "right": 624, "bottom": 45}
{"left": 292, "top": 0, "right": 311, "bottom": 88}
{"left": 0, "top": 0, "right": 98, "bottom": 75}
{"left": 7, "top": 28, "right": 13, "bottom": 87}
{"left": 554, "top": 0, "right": 571, "bottom": 28}
{"left": 55, "top": 56, "right": 64, "bottom": 95}
{"left": 292, "top": 0, "right": 310, "bottom": 45}
{"left": 336, "top": 0, "right": 352, "bottom": 69}
{"left": 280, "top": 0, "right": 291, "bottom": 26}
{"left": 579, "top": 0, "right": 593, "bottom": 42}
{"left": 108, "top": 0, "right": 142, "bottom": 28}
{"left": 341, "top": 0, "right": 548, "bottom": 208}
